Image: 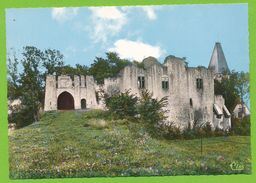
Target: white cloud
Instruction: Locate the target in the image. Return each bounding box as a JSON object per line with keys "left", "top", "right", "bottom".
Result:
{"left": 109, "top": 39, "right": 165, "bottom": 61}
{"left": 89, "top": 7, "right": 125, "bottom": 20}
{"left": 142, "top": 7, "right": 157, "bottom": 20}
{"left": 121, "top": 6, "right": 158, "bottom": 20}
{"left": 88, "top": 7, "right": 127, "bottom": 43}
{"left": 51, "top": 8, "right": 79, "bottom": 22}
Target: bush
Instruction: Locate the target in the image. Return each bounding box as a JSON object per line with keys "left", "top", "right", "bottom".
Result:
{"left": 104, "top": 90, "right": 138, "bottom": 119}
{"left": 231, "top": 116, "right": 250, "bottom": 136}
{"left": 138, "top": 90, "right": 168, "bottom": 127}
{"left": 158, "top": 123, "right": 182, "bottom": 140}
{"left": 158, "top": 121, "right": 229, "bottom": 140}
{"left": 201, "top": 122, "right": 214, "bottom": 137}
{"left": 8, "top": 107, "right": 35, "bottom": 128}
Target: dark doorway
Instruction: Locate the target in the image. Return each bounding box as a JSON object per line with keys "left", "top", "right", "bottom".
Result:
{"left": 57, "top": 92, "right": 74, "bottom": 110}
{"left": 81, "top": 99, "right": 86, "bottom": 109}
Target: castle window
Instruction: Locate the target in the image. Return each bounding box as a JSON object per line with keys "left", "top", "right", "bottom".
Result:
{"left": 95, "top": 91, "right": 100, "bottom": 104}
{"left": 161, "top": 76, "right": 169, "bottom": 90}
{"left": 162, "top": 81, "right": 169, "bottom": 89}
{"left": 196, "top": 78, "right": 203, "bottom": 89}
{"left": 190, "top": 98, "right": 193, "bottom": 107}
{"left": 138, "top": 76, "right": 145, "bottom": 89}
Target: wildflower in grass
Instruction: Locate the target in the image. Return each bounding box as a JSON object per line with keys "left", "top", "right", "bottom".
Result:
{"left": 217, "top": 155, "right": 225, "bottom": 161}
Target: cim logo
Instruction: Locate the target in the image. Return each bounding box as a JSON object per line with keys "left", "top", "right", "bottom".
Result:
{"left": 230, "top": 161, "right": 245, "bottom": 171}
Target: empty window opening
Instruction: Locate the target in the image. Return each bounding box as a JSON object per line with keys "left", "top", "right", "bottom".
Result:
{"left": 162, "top": 76, "right": 169, "bottom": 90}
{"left": 196, "top": 78, "right": 203, "bottom": 89}
{"left": 190, "top": 98, "right": 193, "bottom": 107}
{"left": 138, "top": 76, "right": 145, "bottom": 89}
{"left": 95, "top": 91, "right": 100, "bottom": 104}
{"left": 162, "top": 81, "right": 169, "bottom": 89}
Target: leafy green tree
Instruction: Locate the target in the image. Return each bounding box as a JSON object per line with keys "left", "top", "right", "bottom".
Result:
{"left": 43, "top": 49, "right": 64, "bottom": 75}
{"left": 8, "top": 46, "right": 68, "bottom": 127}
{"left": 55, "top": 64, "right": 88, "bottom": 77}
{"left": 89, "top": 52, "right": 130, "bottom": 84}
{"left": 7, "top": 50, "right": 21, "bottom": 100}
{"left": 106, "top": 52, "right": 131, "bottom": 75}
{"left": 19, "top": 46, "right": 45, "bottom": 124}
{"left": 74, "top": 64, "right": 88, "bottom": 75}
{"left": 214, "top": 71, "right": 241, "bottom": 112}
{"left": 235, "top": 71, "right": 249, "bottom": 105}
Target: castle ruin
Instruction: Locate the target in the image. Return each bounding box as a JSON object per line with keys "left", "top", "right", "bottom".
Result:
{"left": 44, "top": 42, "right": 231, "bottom": 130}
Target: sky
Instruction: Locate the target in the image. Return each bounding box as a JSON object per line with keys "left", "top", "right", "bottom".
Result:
{"left": 6, "top": 4, "right": 249, "bottom": 72}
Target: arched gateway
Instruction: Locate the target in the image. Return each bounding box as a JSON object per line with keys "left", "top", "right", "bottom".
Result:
{"left": 57, "top": 91, "right": 74, "bottom": 110}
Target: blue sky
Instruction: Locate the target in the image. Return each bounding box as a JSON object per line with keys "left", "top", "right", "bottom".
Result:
{"left": 6, "top": 4, "right": 249, "bottom": 72}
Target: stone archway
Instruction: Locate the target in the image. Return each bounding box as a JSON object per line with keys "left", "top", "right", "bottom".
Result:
{"left": 57, "top": 91, "right": 74, "bottom": 110}
{"left": 81, "top": 99, "right": 86, "bottom": 109}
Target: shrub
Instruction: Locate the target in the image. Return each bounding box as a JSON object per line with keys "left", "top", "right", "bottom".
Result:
{"left": 138, "top": 90, "right": 168, "bottom": 127}
{"left": 159, "top": 123, "right": 182, "bottom": 140}
{"left": 8, "top": 107, "right": 35, "bottom": 128}
{"left": 159, "top": 120, "right": 229, "bottom": 140}
{"left": 201, "top": 122, "right": 214, "bottom": 137}
{"left": 104, "top": 90, "right": 138, "bottom": 119}
{"left": 231, "top": 116, "right": 250, "bottom": 136}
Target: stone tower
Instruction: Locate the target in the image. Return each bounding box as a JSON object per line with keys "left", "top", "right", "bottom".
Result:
{"left": 208, "top": 42, "right": 230, "bottom": 75}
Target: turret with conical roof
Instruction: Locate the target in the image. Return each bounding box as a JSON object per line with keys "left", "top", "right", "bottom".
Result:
{"left": 208, "top": 42, "right": 230, "bottom": 75}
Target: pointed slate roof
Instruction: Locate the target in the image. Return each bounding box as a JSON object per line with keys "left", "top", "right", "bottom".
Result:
{"left": 208, "top": 42, "right": 230, "bottom": 74}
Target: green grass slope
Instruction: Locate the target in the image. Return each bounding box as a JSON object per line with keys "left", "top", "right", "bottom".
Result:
{"left": 9, "top": 110, "right": 251, "bottom": 179}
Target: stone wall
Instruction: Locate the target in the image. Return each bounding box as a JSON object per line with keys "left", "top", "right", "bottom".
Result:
{"left": 44, "top": 75, "right": 98, "bottom": 111}
{"left": 44, "top": 56, "right": 231, "bottom": 129}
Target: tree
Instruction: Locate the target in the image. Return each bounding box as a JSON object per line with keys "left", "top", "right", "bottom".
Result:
{"left": 7, "top": 49, "right": 21, "bottom": 100}
{"left": 43, "top": 49, "right": 64, "bottom": 75}
{"left": 7, "top": 46, "right": 68, "bottom": 127}
{"left": 19, "top": 46, "right": 45, "bottom": 124}
{"left": 88, "top": 52, "right": 130, "bottom": 84}
{"left": 214, "top": 70, "right": 250, "bottom": 113}
{"left": 74, "top": 64, "right": 88, "bottom": 76}
{"left": 235, "top": 71, "right": 249, "bottom": 105}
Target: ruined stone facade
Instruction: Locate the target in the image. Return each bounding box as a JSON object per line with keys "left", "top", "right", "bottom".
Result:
{"left": 44, "top": 43, "right": 231, "bottom": 130}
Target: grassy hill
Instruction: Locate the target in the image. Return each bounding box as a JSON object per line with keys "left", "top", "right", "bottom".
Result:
{"left": 9, "top": 110, "right": 251, "bottom": 179}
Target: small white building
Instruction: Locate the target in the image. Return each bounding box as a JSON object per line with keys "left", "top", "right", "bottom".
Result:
{"left": 233, "top": 103, "right": 250, "bottom": 119}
